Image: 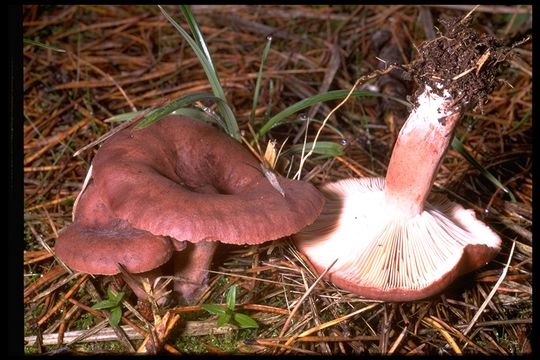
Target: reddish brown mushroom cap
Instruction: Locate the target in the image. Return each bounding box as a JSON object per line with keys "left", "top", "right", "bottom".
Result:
{"left": 56, "top": 219, "right": 175, "bottom": 275}
{"left": 91, "top": 115, "right": 324, "bottom": 245}
{"left": 55, "top": 181, "right": 177, "bottom": 275}
{"left": 293, "top": 178, "right": 502, "bottom": 301}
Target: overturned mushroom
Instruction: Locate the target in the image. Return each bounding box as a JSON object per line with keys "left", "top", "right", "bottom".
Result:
{"left": 293, "top": 17, "right": 504, "bottom": 301}
{"left": 56, "top": 115, "right": 324, "bottom": 304}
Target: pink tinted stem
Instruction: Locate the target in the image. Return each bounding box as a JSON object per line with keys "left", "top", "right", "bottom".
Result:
{"left": 385, "top": 88, "right": 462, "bottom": 217}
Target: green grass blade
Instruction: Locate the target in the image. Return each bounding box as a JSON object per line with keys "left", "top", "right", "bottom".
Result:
{"left": 158, "top": 6, "right": 240, "bottom": 141}
{"left": 179, "top": 5, "right": 215, "bottom": 73}
{"left": 172, "top": 107, "right": 225, "bottom": 127}
{"left": 256, "top": 90, "right": 408, "bottom": 139}
{"left": 158, "top": 6, "right": 222, "bottom": 98}
{"left": 250, "top": 36, "right": 273, "bottom": 123}
{"left": 136, "top": 92, "right": 229, "bottom": 130}
{"left": 288, "top": 118, "right": 345, "bottom": 139}
{"left": 451, "top": 136, "right": 516, "bottom": 202}
{"left": 284, "top": 141, "right": 344, "bottom": 158}
{"left": 104, "top": 111, "right": 144, "bottom": 124}
{"left": 226, "top": 285, "right": 237, "bottom": 311}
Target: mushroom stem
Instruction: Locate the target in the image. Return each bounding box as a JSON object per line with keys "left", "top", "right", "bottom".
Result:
{"left": 172, "top": 241, "right": 218, "bottom": 304}
{"left": 384, "top": 86, "right": 462, "bottom": 217}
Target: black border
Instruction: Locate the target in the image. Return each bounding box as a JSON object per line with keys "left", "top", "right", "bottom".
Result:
{"left": 9, "top": 4, "right": 24, "bottom": 358}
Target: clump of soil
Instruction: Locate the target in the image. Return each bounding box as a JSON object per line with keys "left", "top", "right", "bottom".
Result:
{"left": 409, "top": 15, "right": 509, "bottom": 109}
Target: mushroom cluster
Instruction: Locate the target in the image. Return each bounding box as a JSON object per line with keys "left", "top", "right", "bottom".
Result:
{"left": 55, "top": 115, "right": 325, "bottom": 304}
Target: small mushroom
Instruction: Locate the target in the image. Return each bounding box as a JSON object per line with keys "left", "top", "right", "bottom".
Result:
{"left": 293, "top": 86, "right": 502, "bottom": 301}
{"left": 56, "top": 115, "right": 324, "bottom": 304}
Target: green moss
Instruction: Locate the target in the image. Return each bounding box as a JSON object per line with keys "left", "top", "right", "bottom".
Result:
{"left": 174, "top": 328, "right": 257, "bottom": 354}
{"left": 71, "top": 312, "right": 96, "bottom": 330}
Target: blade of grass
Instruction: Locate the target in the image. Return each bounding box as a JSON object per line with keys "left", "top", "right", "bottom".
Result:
{"left": 179, "top": 5, "right": 216, "bottom": 73}
{"left": 250, "top": 36, "right": 273, "bottom": 123}
{"left": 294, "top": 77, "right": 365, "bottom": 180}
{"left": 136, "top": 92, "right": 232, "bottom": 130}
{"left": 172, "top": 107, "right": 224, "bottom": 127}
{"left": 104, "top": 111, "right": 144, "bottom": 124}
{"left": 158, "top": 5, "right": 240, "bottom": 141}
{"left": 283, "top": 141, "right": 344, "bottom": 158}
{"left": 256, "top": 90, "right": 408, "bottom": 139}
{"left": 451, "top": 136, "right": 516, "bottom": 202}
{"left": 226, "top": 285, "right": 237, "bottom": 312}
{"left": 289, "top": 117, "right": 346, "bottom": 139}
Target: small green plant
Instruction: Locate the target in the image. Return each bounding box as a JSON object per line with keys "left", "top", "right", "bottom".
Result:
{"left": 201, "top": 285, "right": 258, "bottom": 329}
{"left": 91, "top": 287, "right": 125, "bottom": 327}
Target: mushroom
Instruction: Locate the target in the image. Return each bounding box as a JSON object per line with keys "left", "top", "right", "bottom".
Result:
{"left": 55, "top": 180, "right": 184, "bottom": 304}
{"left": 56, "top": 115, "right": 324, "bottom": 304}
{"left": 293, "top": 17, "right": 504, "bottom": 301}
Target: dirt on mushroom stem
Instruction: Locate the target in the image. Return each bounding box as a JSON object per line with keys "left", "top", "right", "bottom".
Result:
{"left": 384, "top": 15, "right": 510, "bottom": 217}
{"left": 408, "top": 16, "right": 509, "bottom": 111}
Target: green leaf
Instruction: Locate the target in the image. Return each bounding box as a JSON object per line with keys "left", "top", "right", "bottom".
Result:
{"left": 106, "top": 288, "right": 124, "bottom": 303}
{"left": 216, "top": 313, "right": 232, "bottom": 327}
{"left": 109, "top": 306, "right": 122, "bottom": 327}
{"left": 251, "top": 36, "right": 273, "bottom": 123}
{"left": 171, "top": 107, "right": 223, "bottom": 126}
{"left": 158, "top": 6, "right": 240, "bottom": 141}
{"left": 284, "top": 141, "right": 344, "bottom": 158}
{"left": 105, "top": 111, "right": 144, "bottom": 124}
{"left": 136, "top": 92, "right": 228, "bottom": 130}
{"left": 92, "top": 299, "right": 120, "bottom": 310}
{"left": 226, "top": 285, "right": 237, "bottom": 311}
{"left": 451, "top": 136, "right": 516, "bottom": 202}
{"left": 288, "top": 118, "right": 346, "bottom": 139}
{"left": 106, "top": 287, "right": 115, "bottom": 300}
{"left": 233, "top": 313, "right": 259, "bottom": 329}
{"left": 256, "top": 90, "right": 409, "bottom": 139}
{"left": 180, "top": 5, "right": 215, "bottom": 73}
{"left": 112, "top": 291, "right": 125, "bottom": 303}
{"left": 201, "top": 304, "right": 228, "bottom": 316}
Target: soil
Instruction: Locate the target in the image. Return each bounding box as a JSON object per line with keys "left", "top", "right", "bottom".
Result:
{"left": 409, "top": 16, "right": 509, "bottom": 110}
